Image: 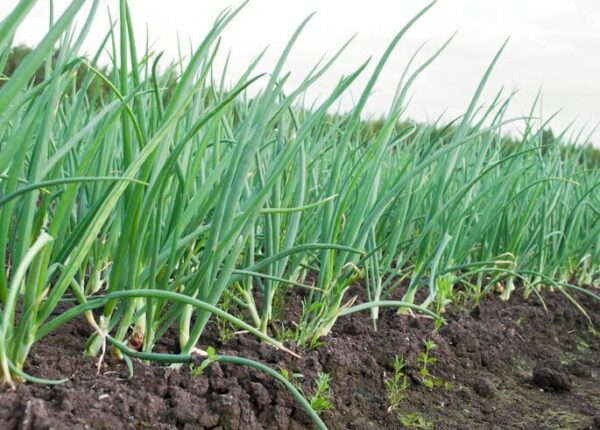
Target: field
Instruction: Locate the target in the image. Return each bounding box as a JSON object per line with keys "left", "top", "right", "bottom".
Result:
{"left": 0, "top": 1, "right": 599, "bottom": 429}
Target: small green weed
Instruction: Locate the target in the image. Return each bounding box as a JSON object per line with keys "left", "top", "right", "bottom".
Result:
{"left": 384, "top": 355, "right": 410, "bottom": 412}
{"left": 310, "top": 372, "right": 334, "bottom": 413}
{"left": 400, "top": 412, "right": 433, "bottom": 429}
{"left": 274, "top": 324, "right": 297, "bottom": 343}
{"left": 279, "top": 369, "right": 334, "bottom": 415}
{"left": 417, "top": 340, "right": 438, "bottom": 388}
{"left": 190, "top": 346, "right": 218, "bottom": 376}
{"left": 216, "top": 293, "right": 236, "bottom": 343}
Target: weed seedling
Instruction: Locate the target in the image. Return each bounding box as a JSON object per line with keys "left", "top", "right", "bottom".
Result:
{"left": 190, "top": 347, "right": 218, "bottom": 376}
{"left": 400, "top": 412, "right": 433, "bottom": 429}
{"left": 417, "top": 340, "right": 438, "bottom": 388}
{"left": 216, "top": 293, "right": 236, "bottom": 343}
{"left": 278, "top": 369, "right": 333, "bottom": 415}
{"left": 385, "top": 355, "right": 410, "bottom": 412}
{"left": 310, "top": 372, "right": 334, "bottom": 413}
{"left": 279, "top": 368, "right": 304, "bottom": 383}
{"left": 274, "top": 324, "right": 297, "bottom": 343}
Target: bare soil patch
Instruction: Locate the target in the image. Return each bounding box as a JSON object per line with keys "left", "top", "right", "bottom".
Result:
{"left": 2, "top": 286, "right": 600, "bottom": 429}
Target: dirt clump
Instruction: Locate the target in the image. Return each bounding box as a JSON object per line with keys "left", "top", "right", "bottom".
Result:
{"left": 532, "top": 359, "right": 572, "bottom": 392}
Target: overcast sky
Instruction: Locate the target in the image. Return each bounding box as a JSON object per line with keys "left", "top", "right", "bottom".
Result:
{"left": 5, "top": 0, "right": 600, "bottom": 145}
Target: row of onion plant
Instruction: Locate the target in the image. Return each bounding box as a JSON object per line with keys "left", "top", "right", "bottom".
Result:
{"left": 0, "top": 1, "right": 598, "bottom": 428}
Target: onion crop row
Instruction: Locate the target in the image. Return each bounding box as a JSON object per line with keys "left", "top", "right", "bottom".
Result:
{"left": 0, "top": 1, "right": 598, "bottom": 427}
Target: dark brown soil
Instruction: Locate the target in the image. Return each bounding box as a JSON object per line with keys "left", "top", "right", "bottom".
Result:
{"left": 2, "top": 286, "right": 600, "bottom": 430}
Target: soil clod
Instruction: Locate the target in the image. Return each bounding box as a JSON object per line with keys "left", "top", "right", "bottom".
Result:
{"left": 532, "top": 359, "right": 572, "bottom": 392}
{"left": 472, "top": 376, "right": 496, "bottom": 398}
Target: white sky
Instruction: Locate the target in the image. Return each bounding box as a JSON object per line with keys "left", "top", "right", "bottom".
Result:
{"left": 4, "top": 0, "right": 600, "bottom": 145}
